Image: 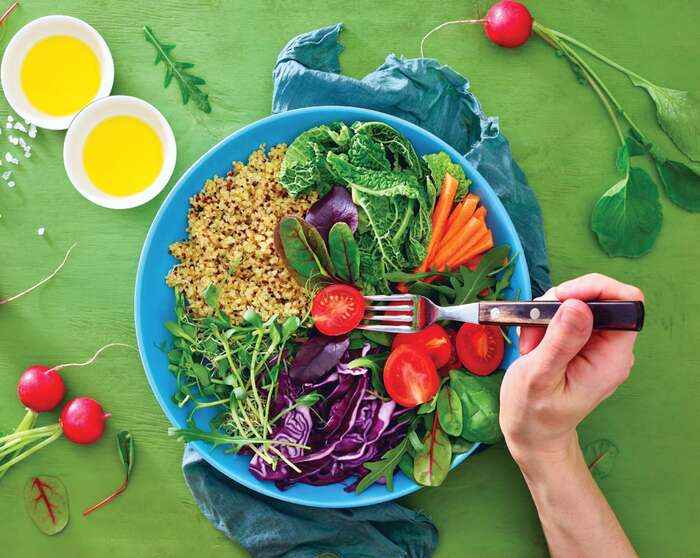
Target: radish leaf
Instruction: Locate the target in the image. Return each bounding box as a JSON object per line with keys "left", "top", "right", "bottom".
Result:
{"left": 655, "top": 159, "right": 700, "bottom": 213}
{"left": 630, "top": 79, "right": 700, "bottom": 162}
{"left": 24, "top": 475, "right": 69, "bottom": 535}
{"left": 117, "top": 431, "right": 134, "bottom": 477}
{"left": 591, "top": 167, "right": 662, "bottom": 257}
{"left": 584, "top": 439, "right": 619, "bottom": 481}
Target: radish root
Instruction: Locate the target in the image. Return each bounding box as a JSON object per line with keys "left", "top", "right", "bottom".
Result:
{"left": 420, "top": 19, "right": 485, "bottom": 57}
{"left": 53, "top": 343, "right": 137, "bottom": 371}
{"left": 0, "top": 242, "right": 77, "bottom": 305}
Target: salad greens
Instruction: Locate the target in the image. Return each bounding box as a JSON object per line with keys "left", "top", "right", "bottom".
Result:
{"left": 168, "top": 120, "right": 516, "bottom": 495}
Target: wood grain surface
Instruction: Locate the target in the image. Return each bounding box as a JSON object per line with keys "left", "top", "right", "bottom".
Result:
{"left": 1, "top": 1, "right": 698, "bottom": 556}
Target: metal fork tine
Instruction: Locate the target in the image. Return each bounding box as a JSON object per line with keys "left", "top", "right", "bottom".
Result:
{"left": 363, "top": 315, "right": 413, "bottom": 323}
{"left": 363, "top": 294, "right": 414, "bottom": 302}
{"left": 365, "top": 305, "right": 413, "bottom": 311}
{"left": 357, "top": 324, "right": 415, "bottom": 334}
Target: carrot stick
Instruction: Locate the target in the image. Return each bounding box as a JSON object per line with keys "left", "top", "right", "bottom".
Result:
{"left": 431, "top": 218, "right": 486, "bottom": 271}
{"left": 444, "top": 201, "right": 464, "bottom": 232}
{"left": 438, "top": 196, "right": 479, "bottom": 249}
{"left": 474, "top": 206, "right": 487, "bottom": 221}
{"left": 448, "top": 231, "right": 494, "bottom": 269}
{"left": 417, "top": 173, "right": 458, "bottom": 272}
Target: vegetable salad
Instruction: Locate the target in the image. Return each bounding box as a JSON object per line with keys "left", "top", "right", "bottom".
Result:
{"left": 166, "top": 121, "right": 517, "bottom": 492}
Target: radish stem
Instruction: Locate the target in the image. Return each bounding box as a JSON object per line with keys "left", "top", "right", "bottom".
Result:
{"left": 53, "top": 342, "right": 137, "bottom": 372}
{"left": 0, "top": 243, "right": 76, "bottom": 305}
{"left": 0, "top": 427, "right": 62, "bottom": 474}
{"left": 0, "top": 2, "right": 18, "bottom": 25}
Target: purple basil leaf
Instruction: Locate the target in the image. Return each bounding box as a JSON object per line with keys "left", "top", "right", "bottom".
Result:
{"left": 305, "top": 186, "right": 359, "bottom": 243}
{"left": 288, "top": 334, "right": 350, "bottom": 383}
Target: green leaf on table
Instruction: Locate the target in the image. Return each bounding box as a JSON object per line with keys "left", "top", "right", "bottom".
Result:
{"left": 117, "top": 431, "right": 135, "bottom": 477}
{"left": 630, "top": 79, "right": 700, "bottom": 162}
{"left": 436, "top": 385, "right": 463, "bottom": 437}
{"left": 143, "top": 26, "right": 211, "bottom": 114}
{"left": 625, "top": 134, "right": 646, "bottom": 157}
{"left": 24, "top": 476, "right": 69, "bottom": 535}
{"left": 413, "top": 422, "right": 452, "bottom": 487}
{"left": 591, "top": 167, "right": 663, "bottom": 257}
{"left": 328, "top": 222, "right": 360, "bottom": 284}
{"left": 615, "top": 143, "right": 630, "bottom": 173}
{"left": 656, "top": 159, "right": 700, "bottom": 212}
{"left": 584, "top": 439, "right": 619, "bottom": 481}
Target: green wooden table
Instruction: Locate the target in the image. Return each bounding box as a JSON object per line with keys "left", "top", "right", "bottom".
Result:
{"left": 1, "top": 1, "right": 698, "bottom": 556}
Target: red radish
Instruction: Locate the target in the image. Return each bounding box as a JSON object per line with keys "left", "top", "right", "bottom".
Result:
{"left": 17, "top": 366, "right": 65, "bottom": 412}
{"left": 0, "top": 242, "right": 76, "bottom": 306}
{"left": 484, "top": 1, "right": 533, "bottom": 48}
{"left": 60, "top": 398, "right": 111, "bottom": 445}
{"left": 420, "top": 1, "right": 534, "bottom": 56}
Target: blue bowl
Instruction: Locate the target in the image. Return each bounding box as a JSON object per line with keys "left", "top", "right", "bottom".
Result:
{"left": 135, "top": 106, "right": 531, "bottom": 508}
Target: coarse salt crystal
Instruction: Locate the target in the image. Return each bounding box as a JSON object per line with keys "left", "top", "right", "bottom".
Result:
{"left": 8, "top": 181, "right": 15, "bottom": 188}
{"left": 13, "top": 122, "right": 26, "bottom": 133}
{"left": 24, "top": 152, "right": 31, "bottom": 159}
{"left": 2, "top": 171, "right": 12, "bottom": 180}
{"left": 37, "top": 227, "right": 45, "bottom": 236}
{"left": 7, "top": 115, "right": 14, "bottom": 123}
{"left": 28, "top": 125, "right": 37, "bottom": 139}
{"left": 18, "top": 137, "right": 27, "bottom": 148}
{"left": 5, "top": 123, "right": 11, "bottom": 129}
{"left": 8, "top": 135, "right": 19, "bottom": 145}
{"left": 4, "top": 152, "right": 18, "bottom": 165}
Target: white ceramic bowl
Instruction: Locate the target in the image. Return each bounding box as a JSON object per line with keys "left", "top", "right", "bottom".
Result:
{"left": 63, "top": 96, "right": 177, "bottom": 209}
{"left": 0, "top": 15, "right": 114, "bottom": 130}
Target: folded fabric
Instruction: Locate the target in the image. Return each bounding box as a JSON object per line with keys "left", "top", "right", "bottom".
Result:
{"left": 182, "top": 22, "right": 552, "bottom": 558}
{"left": 183, "top": 445, "right": 438, "bottom": 558}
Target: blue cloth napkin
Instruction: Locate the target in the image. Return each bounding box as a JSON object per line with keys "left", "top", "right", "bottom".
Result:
{"left": 182, "top": 23, "right": 551, "bottom": 558}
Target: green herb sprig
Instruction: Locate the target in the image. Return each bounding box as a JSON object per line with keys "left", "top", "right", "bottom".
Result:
{"left": 143, "top": 26, "right": 211, "bottom": 114}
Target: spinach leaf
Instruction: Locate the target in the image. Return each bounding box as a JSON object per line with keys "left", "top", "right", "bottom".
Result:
{"left": 274, "top": 216, "right": 335, "bottom": 286}
{"left": 451, "top": 438, "right": 475, "bottom": 454}
{"left": 279, "top": 122, "right": 351, "bottom": 197}
{"left": 328, "top": 222, "right": 361, "bottom": 285}
{"left": 413, "top": 421, "right": 452, "bottom": 487}
{"left": 630, "top": 79, "right": 700, "bottom": 162}
{"left": 583, "top": 438, "right": 619, "bottom": 481}
{"left": 437, "top": 385, "right": 463, "bottom": 436}
{"left": 423, "top": 152, "right": 471, "bottom": 201}
{"left": 450, "top": 369, "right": 503, "bottom": 443}
{"left": 655, "top": 159, "right": 700, "bottom": 213}
{"left": 591, "top": 167, "right": 663, "bottom": 257}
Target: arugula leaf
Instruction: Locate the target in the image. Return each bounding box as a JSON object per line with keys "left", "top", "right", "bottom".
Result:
{"left": 449, "top": 245, "right": 511, "bottom": 305}
{"left": 591, "top": 167, "right": 663, "bottom": 257}
{"left": 423, "top": 152, "right": 471, "bottom": 201}
{"left": 630, "top": 79, "right": 700, "bottom": 162}
{"left": 355, "top": 435, "right": 411, "bottom": 494}
{"left": 583, "top": 439, "right": 619, "bottom": 481}
{"left": 143, "top": 26, "right": 210, "bottom": 113}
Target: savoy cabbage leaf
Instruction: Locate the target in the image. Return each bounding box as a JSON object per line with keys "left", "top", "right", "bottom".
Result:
{"left": 423, "top": 152, "right": 471, "bottom": 202}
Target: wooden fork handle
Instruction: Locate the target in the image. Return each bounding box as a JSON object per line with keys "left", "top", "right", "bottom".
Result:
{"left": 478, "top": 301, "right": 644, "bottom": 331}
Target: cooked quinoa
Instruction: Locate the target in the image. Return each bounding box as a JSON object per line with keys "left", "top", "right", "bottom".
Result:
{"left": 166, "top": 145, "right": 316, "bottom": 319}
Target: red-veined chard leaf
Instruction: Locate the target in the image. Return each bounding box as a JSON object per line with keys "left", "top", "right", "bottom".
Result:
{"left": 328, "top": 222, "right": 360, "bottom": 285}
{"left": 413, "top": 418, "right": 452, "bottom": 487}
{"left": 274, "top": 215, "right": 335, "bottom": 288}
{"left": 24, "top": 475, "right": 69, "bottom": 535}
{"left": 83, "top": 431, "right": 135, "bottom": 517}
{"left": 583, "top": 439, "right": 619, "bottom": 481}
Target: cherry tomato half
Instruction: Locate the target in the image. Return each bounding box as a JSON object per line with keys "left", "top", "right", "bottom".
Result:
{"left": 383, "top": 344, "right": 440, "bottom": 408}
{"left": 439, "top": 327, "right": 461, "bottom": 376}
{"left": 311, "top": 284, "right": 365, "bottom": 336}
{"left": 455, "top": 323, "right": 504, "bottom": 376}
{"left": 392, "top": 324, "right": 452, "bottom": 369}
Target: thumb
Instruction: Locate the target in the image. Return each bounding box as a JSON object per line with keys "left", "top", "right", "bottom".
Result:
{"left": 529, "top": 299, "right": 593, "bottom": 380}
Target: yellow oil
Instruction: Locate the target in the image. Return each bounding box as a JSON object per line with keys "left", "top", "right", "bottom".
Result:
{"left": 82, "top": 116, "right": 164, "bottom": 197}
{"left": 20, "top": 35, "right": 101, "bottom": 116}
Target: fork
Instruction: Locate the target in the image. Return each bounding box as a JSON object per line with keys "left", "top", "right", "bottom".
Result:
{"left": 359, "top": 294, "right": 645, "bottom": 334}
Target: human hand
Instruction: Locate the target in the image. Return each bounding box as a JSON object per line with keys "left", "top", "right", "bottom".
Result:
{"left": 500, "top": 273, "right": 644, "bottom": 467}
